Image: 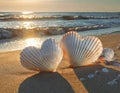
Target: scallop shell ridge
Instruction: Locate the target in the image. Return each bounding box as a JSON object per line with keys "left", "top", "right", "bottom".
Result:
{"left": 61, "top": 31, "right": 103, "bottom": 66}
{"left": 20, "top": 38, "right": 63, "bottom": 72}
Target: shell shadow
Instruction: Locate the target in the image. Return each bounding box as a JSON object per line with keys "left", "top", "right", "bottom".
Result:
{"left": 18, "top": 72, "right": 74, "bottom": 93}
{"left": 73, "top": 64, "right": 120, "bottom": 93}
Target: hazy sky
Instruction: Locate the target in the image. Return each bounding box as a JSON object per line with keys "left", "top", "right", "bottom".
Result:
{"left": 0, "top": 0, "right": 120, "bottom": 12}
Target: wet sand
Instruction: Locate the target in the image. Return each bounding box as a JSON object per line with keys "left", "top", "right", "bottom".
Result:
{"left": 0, "top": 33, "right": 120, "bottom": 93}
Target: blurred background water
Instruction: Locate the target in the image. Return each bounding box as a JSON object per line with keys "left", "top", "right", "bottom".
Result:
{"left": 0, "top": 12, "right": 120, "bottom": 52}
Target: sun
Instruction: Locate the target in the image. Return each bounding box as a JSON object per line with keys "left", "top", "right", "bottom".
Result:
{"left": 22, "top": 11, "right": 33, "bottom": 14}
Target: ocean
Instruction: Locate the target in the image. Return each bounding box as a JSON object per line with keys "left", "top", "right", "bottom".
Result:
{"left": 0, "top": 12, "right": 120, "bottom": 52}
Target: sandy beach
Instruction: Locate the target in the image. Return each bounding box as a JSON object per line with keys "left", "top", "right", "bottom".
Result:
{"left": 0, "top": 33, "right": 120, "bottom": 93}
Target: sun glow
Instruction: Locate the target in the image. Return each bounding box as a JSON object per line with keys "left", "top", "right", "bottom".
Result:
{"left": 22, "top": 12, "right": 33, "bottom": 15}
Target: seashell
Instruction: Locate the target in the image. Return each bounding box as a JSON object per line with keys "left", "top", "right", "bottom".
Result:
{"left": 94, "top": 70, "right": 100, "bottom": 75}
{"left": 101, "top": 48, "right": 114, "bottom": 61}
{"left": 102, "top": 68, "right": 109, "bottom": 73}
{"left": 20, "top": 38, "right": 63, "bottom": 72}
{"left": 88, "top": 74, "right": 94, "bottom": 79}
{"left": 61, "top": 31, "right": 103, "bottom": 67}
{"left": 107, "top": 74, "right": 120, "bottom": 85}
{"left": 107, "top": 80, "right": 118, "bottom": 85}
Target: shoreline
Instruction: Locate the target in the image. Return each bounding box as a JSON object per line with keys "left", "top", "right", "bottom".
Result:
{"left": 0, "top": 31, "right": 120, "bottom": 53}
{"left": 0, "top": 32, "right": 120, "bottom": 53}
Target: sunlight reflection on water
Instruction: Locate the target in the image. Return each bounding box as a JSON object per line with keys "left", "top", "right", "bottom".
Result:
{"left": 22, "top": 21, "right": 34, "bottom": 29}
{"left": 0, "top": 37, "right": 44, "bottom": 52}
{"left": 25, "top": 38, "right": 42, "bottom": 47}
{"left": 0, "top": 35, "right": 61, "bottom": 52}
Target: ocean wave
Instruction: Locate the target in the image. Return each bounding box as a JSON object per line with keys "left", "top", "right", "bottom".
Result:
{"left": 0, "top": 15, "right": 120, "bottom": 21}
{"left": 0, "top": 29, "right": 14, "bottom": 39}
{"left": 0, "top": 24, "right": 109, "bottom": 40}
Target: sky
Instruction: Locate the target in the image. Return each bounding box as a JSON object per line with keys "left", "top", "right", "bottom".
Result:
{"left": 0, "top": 0, "right": 119, "bottom": 12}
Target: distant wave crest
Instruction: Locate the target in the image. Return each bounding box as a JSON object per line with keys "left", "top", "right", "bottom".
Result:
{"left": 0, "top": 14, "right": 120, "bottom": 21}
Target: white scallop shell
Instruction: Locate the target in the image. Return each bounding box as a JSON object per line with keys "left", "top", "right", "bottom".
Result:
{"left": 20, "top": 38, "right": 63, "bottom": 72}
{"left": 61, "top": 31, "right": 103, "bottom": 67}
{"left": 101, "top": 48, "right": 114, "bottom": 61}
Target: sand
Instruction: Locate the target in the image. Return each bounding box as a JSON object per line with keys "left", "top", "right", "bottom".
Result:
{"left": 0, "top": 33, "right": 120, "bottom": 93}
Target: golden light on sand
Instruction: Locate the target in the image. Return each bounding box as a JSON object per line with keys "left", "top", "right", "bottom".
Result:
{"left": 25, "top": 38, "right": 39, "bottom": 47}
